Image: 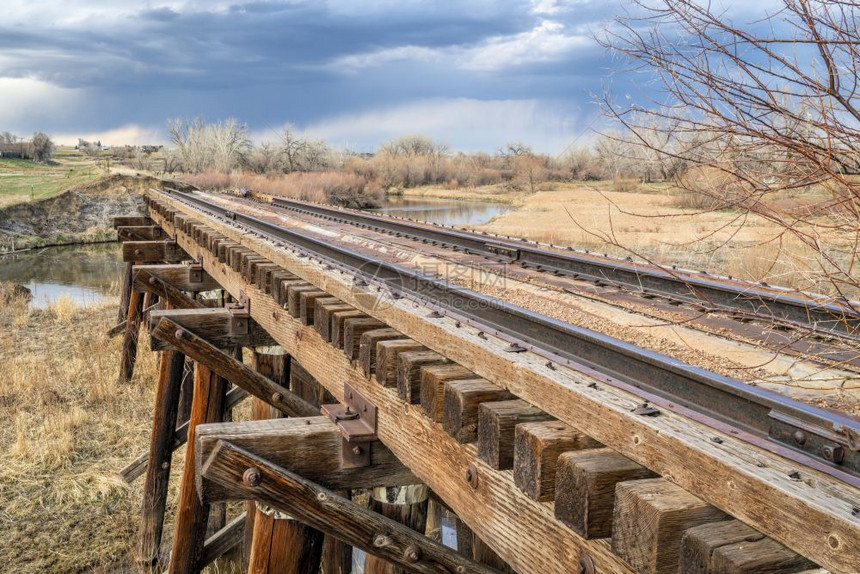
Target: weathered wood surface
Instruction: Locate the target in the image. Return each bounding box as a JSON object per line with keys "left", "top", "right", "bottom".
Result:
{"left": 419, "top": 364, "right": 478, "bottom": 423}
{"left": 376, "top": 339, "right": 426, "bottom": 387}
{"left": 114, "top": 215, "right": 152, "bottom": 228}
{"left": 397, "top": 350, "right": 450, "bottom": 404}
{"left": 201, "top": 512, "right": 246, "bottom": 568}
{"left": 132, "top": 263, "right": 220, "bottom": 292}
{"left": 314, "top": 299, "right": 352, "bottom": 342}
{"left": 343, "top": 316, "right": 387, "bottom": 359}
{"left": 443, "top": 379, "right": 514, "bottom": 443}
{"left": 360, "top": 328, "right": 404, "bottom": 378}
{"left": 148, "top": 194, "right": 860, "bottom": 573}
{"left": 248, "top": 504, "right": 324, "bottom": 574}
{"left": 122, "top": 240, "right": 186, "bottom": 263}
{"left": 150, "top": 318, "right": 318, "bottom": 418}
{"left": 680, "top": 520, "right": 816, "bottom": 574}
{"left": 133, "top": 267, "right": 206, "bottom": 310}
{"left": 477, "top": 400, "right": 553, "bottom": 470}
{"left": 513, "top": 420, "right": 602, "bottom": 502}
{"left": 196, "top": 417, "right": 418, "bottom": 500}
{"left": 167, "top": 364, "right": 227, "bottom": 574}
{"left": 331, "top": 309, "right": 368, "bottom": 349}
{"left": 612, "top": 478, "right": 729, "bottom": 574}
{"left": 148, "top": 308, "right": 276, "bottom": 351}
{"left": 554, "top": 448, "right": 657, "bottom": 539}
{"left": 118, "top": 283, "right": 144, "bottom": 384}
{"left": 137, "top": 348, "right": 185, "bottom": 565}
{"left": 118, "top": 225, "right": 165, "bottom": 241}
{"left": 200, "top": 440, "right": 499, "bottom": 574}
{"left": 364, "top": 485, "right": 430, "bottom": 574}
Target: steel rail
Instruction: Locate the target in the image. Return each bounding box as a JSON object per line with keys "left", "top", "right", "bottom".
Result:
{"left": 154, "top": 188, "right": 860, "bottom": 484}
{"left": 257, "top": 193, "right": 859, "bottom": 338}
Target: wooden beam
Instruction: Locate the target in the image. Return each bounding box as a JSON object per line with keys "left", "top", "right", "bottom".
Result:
{"left": 167, "top": 363, "right": 228, "bottom": 574}
{"left": 122, "top": 240, "right": 186, "bottom": 263}
{"left": 148, "top": 308, "right": 276, "bottom": 352}
{"left": 359, "top": 328, "right": 404, "bottom": 378}
{"left": 132, "top": 264, "right": 220, "bottom": 292}
{"left": 611, "top": 478, "right": 729, "bottom": 574}
{"left": 477, "top": 400, "right": 552, "bottom": 470}
{"left": 364, "top": 485, "right": 430, "bottom": 574}
{"left": 133, "top": 267, "right": 205, "bottom": 310}
{"left": 151, "top": 317, "right": 318, "bottom": 418}
{"left": 376, "top": 340, "right": 426, "bottom": 387}
{"left": 248, "top": 504, "right": 324, "bottom": 574}
{"left": 343, "top": 316, "right": 387, "bottom": 359}
{"left": 118, "top": 225, "right": 165, "bottom": 241}
{"left": 118, "top": 282, "right": 144, "bottom": 384}
{"left": 553, "top": 448, "right": 656, "bottom": 539}
{"left": 114, "top": 215, "right": 152, "bottom": 228}
{"left": 196, "top": 417, "right": 418, "bottom": 501}
{"left": 137, "top": 348, "right": 185, "bottom": 565}
{"left": 201, "top": 512, "right": 246, "bottom": 568}
{"left": 419, "top": 365, "right": 478, "bottom": 423}
{"left": 314, "top": 299, "right": 352, "bottom": 342}
{"left": 513, "top": 420, "right": 602, "bottom": 502}
{"left": 680, "top": 520, "right": 815, "bottom": 574}
{"left": 199, "top": 440, "right": 500, "bottom": 574}
{"left": 443, "top": 381, "right": 514, "bottom": 444}
{"left": 397, "top": 350, "right": 449, "bottom": 404}
{"left": 331, "top": 309, "right": 367, "bottom": 349}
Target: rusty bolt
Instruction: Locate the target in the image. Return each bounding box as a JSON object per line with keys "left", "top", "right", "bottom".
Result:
{"left": 135, "top": 249, "right": 143, "bottom": 256}
{"left": 823, "top": 444, "right": 845, "bottom": 464}
{"left": 578, "top": 553, "right": 596, "bottom": 574}
{"left": 175, "top": 329, "right": 187, "bottom": 340}
{"left": 161, "top": 461, "right": 170, "bottom": 470}
{"left": 271, "top": 392, "right": 283, "bottom": 403}
{"left": 352, "top": 446, "right": 363, "bottom": 456}
{"left": 465, "top": 463, "right": 478, "bottom": 489}
{"left": 149, "top": 276, "right": 158, "bottom": 285}
{"left": 403, "top": 544, "right": 422, "bottom": 563}
{"left": 792, "top": 430, "right": 807, "bottom": 445}
{"left": 243, "top": 467, "right": 263, "bottom": 487}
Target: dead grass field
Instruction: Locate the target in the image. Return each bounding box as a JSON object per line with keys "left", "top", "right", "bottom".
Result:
{"left": 0, "top": 291, "right": 160, "bottom": 571}
{"left": 472, "top": 181, "right": 855, "bottom": 298}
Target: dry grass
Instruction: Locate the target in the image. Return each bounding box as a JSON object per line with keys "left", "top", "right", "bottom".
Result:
{"left": 0, "top": 288, "right": 159, "bottom": 572}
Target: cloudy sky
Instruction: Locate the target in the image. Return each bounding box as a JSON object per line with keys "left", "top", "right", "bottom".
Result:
{"left": 0, "top": 0, "right": 777, "bottom": 152}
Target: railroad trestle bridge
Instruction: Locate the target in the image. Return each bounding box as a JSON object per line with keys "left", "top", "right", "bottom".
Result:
{"left": 111, "top": 187, "right": 860, "bottom": 573}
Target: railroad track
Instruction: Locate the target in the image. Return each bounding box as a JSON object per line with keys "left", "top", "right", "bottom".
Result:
{"left": 238, "top": 191, "right": 860, "bottom": 339}
{"left": 154, "top": 187, "right": 860, "bottom": 485}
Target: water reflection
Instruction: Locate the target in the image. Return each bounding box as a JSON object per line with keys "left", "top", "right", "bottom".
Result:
{"left": 0, "top": 243, "right": 124, "bottom": 308}
{"left": 370, "top": 197, "right": 510, "bottom": 226}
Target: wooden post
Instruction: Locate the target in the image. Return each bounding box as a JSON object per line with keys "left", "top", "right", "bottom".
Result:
{"left": 137, "top": 348, "right": 185, "bottom": 566}
{"left": 119, "top": 261, "right": 134, "bottom": 323}
{"left": 244, "top": 346, "right": 326, "bottom": 574}
{"left": 118, "top": 275, "right": 144, "bottom": 384}
{"left": 167, "top": 363, "right": 228, "bottom": 574}
{"left": 356, "top": 485, "right": 430, "bottom": 574}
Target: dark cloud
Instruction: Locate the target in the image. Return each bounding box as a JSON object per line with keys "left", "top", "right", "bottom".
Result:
{"left": 0, "top": 0, "right": 628, "bottom": 149}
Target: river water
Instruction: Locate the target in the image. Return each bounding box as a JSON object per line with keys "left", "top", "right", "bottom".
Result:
{"left": 0, "top": 198, "right": 509, "bottom": 306}
{"left": 0, "top": 243, "right": 124, "bottom": 307}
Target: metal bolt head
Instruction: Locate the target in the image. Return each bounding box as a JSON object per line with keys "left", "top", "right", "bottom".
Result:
{"left": 175, "top": 329, "right": 187, "bottom": 340}
{"left": 352, "top": 446, "right": 363, "bottom": 456}
{"left": 822, "top": 444, "right": 845, "bottom": 464}
{"left": 578, "top": 553, "right": 596, "bottom": 574}
{"left": 403, "top": 544, "right": 422, "bottom": 563}
{"left": 243, "top": 467, "right": 263, "bottom": 487}
{"left": 271, "top": 392, "right": 283, "bottom": 403}
{"left": 465, "top": 463, "right": 479, "bottom": 489}
{"left": 149, "top": 276, "right": 158, "bottom": 285}
{"left": 135, "top": 249, "right": 143, "bottom": 256}
{"left": 792, "top": 430, "right": 807, "bottom": 445}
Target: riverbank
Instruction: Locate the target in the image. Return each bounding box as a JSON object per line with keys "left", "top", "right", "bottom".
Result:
{"left": 0, "top": 293, "right": 160, "bottom": 572}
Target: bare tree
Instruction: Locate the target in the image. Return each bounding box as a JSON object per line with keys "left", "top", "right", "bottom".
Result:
{"left": 600, "top": 0, "right": 860, "bottom": 301}
{"left": 168, "top": 117, "right": 250, "bottom": 173}
{"left": 280, "top": 124, "right": 307, "bottom": 173}
{"left": 31, "top": 132, "right": 55, "bottom": 163}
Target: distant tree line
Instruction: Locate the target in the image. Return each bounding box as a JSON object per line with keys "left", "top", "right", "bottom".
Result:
{"left": 0, "top": 131, "right": 55, "bottom": 163}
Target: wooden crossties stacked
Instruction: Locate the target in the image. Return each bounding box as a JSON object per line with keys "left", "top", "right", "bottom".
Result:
{"left": 116, "top": 194, "right": 860, "bottom": 574}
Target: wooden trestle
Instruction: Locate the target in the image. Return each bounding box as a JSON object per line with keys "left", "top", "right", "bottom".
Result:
{"left": 112, "top": 193, "right": 858, "bottom": 573}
